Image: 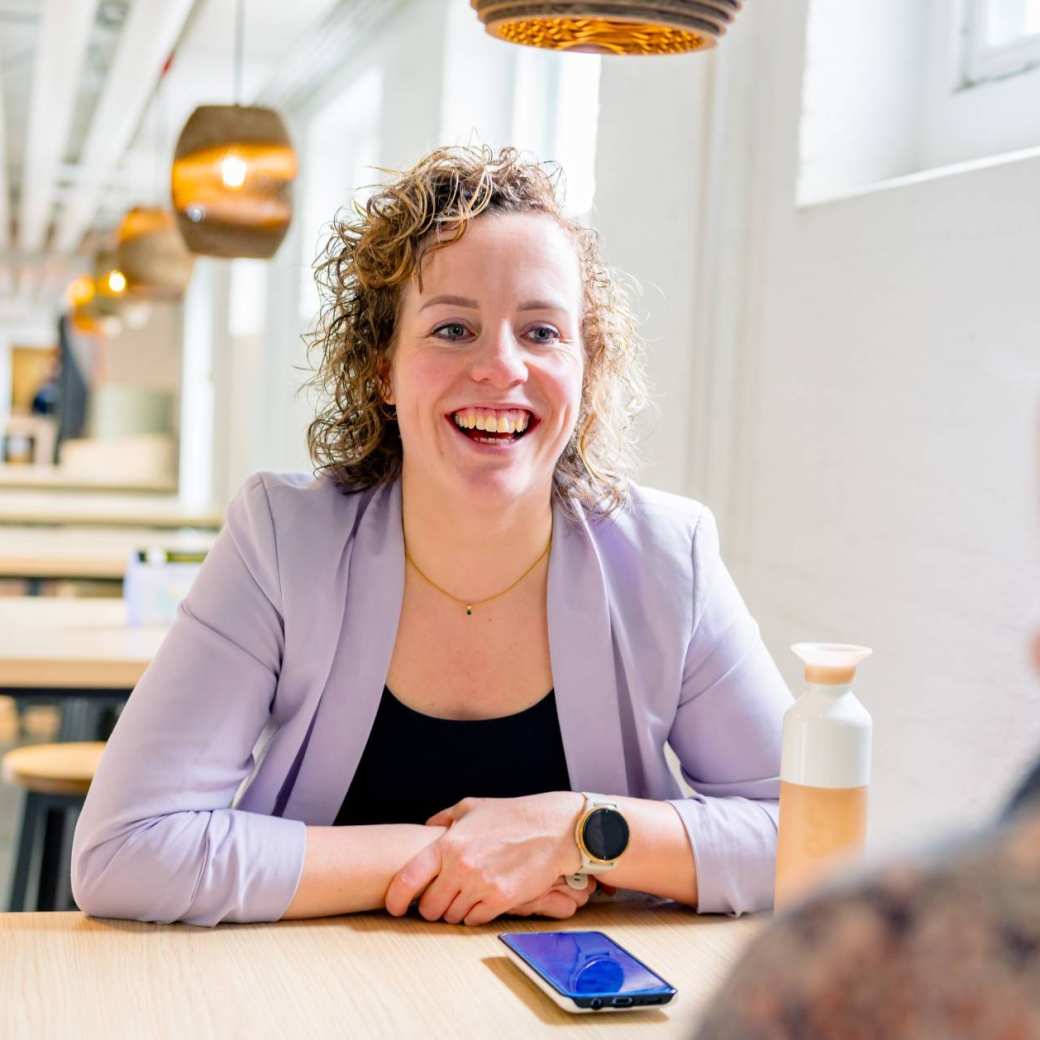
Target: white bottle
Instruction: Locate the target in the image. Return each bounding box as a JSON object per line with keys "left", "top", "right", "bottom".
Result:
{"left": 774, "top": 642, "right": 873, "bottom": 909}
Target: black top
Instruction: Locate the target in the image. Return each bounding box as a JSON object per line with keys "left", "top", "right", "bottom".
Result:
{"left": 334, "top": 685, "right": 572, "bottom": 827}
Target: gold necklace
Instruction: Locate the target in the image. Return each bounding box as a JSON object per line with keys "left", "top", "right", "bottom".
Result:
{"left": 404, "top": 529, "right": 552, "bottom": 616}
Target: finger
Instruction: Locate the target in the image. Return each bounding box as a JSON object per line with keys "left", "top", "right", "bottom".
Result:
{"left": 463, "top": 901, "right": 499, "bottom": 927}
{"left": 384, "top": 843, "right": 441, "bottom": 917}
{"left": 566, "top": 885, "right": 595, "bottom": 909}
{"left": 524, "top": 892, "right": 580, "bottom": 919}
{"left": 441, "top": 890, "right": 480, "bottom": 925}
{"left": 425, "top": 797, "right": 476, "bottom": 828}
{"left": 417, "top": 875, "right": 464, "bottom": 922}
{"left": 505, "top": 900, "right": 537, "bottom": 916}
{"left": 425, "top": 807, "right": 456, "bottom": 827}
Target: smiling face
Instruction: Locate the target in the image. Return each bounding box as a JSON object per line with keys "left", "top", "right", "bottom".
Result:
{"left": 385, "top": 211, "right": 586, "bottom": 510}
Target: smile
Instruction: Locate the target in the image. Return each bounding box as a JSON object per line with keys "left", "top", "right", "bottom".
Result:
{"left": 446, "top": 406, "right": 539, "bottom": 448}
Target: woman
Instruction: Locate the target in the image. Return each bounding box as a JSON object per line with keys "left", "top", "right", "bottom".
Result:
{"left": 71, "top": 145, "right": 792, "bottom": 927}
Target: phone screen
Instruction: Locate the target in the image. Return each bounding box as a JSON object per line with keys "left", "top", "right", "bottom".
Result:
{"left": 499, "top": 930, "right": 675, "bottom": 998}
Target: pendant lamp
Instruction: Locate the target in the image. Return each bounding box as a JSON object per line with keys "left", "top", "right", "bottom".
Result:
{"left": 171, "top": 104, "right": 297, "bottom": 258}
{"left": 170, "top": 1, "right": 297, "bottom": 258}
{"left": 470, "top": 0, "right": 742, "bottom": 54}
{"left": 67, "top": 275, "right": 101, "bottom": 335}
{"left": 116, "top": 206, "right": 194, "bottom": 298}
{"left": 67, "top": 267, "right": 123, "bottom": 337}
{"left": 93, "top": 248, "right": 128, "bottom": 317}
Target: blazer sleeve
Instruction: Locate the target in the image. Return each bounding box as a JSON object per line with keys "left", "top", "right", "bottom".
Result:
{"left": 665, "top": 505, "right": 793, "bottom": 917}
{"left": 71, "top": 473, "right": 307, "bottom": 927}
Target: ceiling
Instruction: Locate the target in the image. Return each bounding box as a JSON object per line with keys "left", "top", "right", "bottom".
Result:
{"left": 0, "top": 0, "right": 347, "bottom": 317}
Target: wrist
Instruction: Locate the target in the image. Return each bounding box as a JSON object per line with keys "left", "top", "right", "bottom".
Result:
{"left": 555, "top": 791, "right": 585, "bottom": 875}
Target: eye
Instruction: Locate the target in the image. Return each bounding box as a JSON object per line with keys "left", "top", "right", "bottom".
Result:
{"left": 433, "top": 322, "right": 470, "bottom": 341}
{"left": 527, "top": 324, "right": 561, "bottom": 343}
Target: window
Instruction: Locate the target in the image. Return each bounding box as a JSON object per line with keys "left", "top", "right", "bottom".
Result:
{"left": 299, "top": 68, "right": 383, "bottom": 323}
{"left": 964, "top": 0, "right": 1040, "bottom": 85}
{"left": 797, "top": 1, "right": 1040, "bottom": 205}
{"left": 512, "top": 48, "right": 601, "bottom": 219}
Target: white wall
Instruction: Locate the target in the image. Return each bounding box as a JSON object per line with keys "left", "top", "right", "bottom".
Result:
{"left": 591, "top": 51, "right": 712, "bottom": 491}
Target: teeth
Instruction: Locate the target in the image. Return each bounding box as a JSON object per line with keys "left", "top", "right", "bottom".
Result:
{"left": 452, "top": 407, "right": 533, "bottom": 433}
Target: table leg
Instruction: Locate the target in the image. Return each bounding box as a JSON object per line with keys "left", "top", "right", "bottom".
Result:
{"left": 36, "top": 801, "right": 67, "bottom": 911}
{"left": 7, "top": 790, "right": 42, "bottom": 912}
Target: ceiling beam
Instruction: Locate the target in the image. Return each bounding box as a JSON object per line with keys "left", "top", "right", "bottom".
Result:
{"left": 52, "top": 0, "right": 195, "bottom": 254}
{"left": 17, "top": 0, "right": 98, "bottom": 252}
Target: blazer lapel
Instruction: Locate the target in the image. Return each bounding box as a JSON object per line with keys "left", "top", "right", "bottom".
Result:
{"left": 548, "top": 499, "right": 630, "bottom": 797}
{"left": 281, "top": 479, "right": 405, "bottom": 823}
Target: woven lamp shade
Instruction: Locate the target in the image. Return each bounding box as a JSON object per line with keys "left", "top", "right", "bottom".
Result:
{"left": 171, "top": 105, "right": 298, "bottom": 259}
{"left": 92, "top": 249, "right": 128, "bottom": 317}
{"left": 470, "top": 0, "right": 741, "bottom": 54}
{"left": 116, "top": 207, "right": 194, "bottom": 299}
{"left": 68, "top": 266, "right": 122, "bottom": 337}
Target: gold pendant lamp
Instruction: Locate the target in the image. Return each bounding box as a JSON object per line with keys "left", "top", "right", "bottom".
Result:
{"left": 470, "top": 0, "right": 742, "bottom": 55}
{"left": 170, "top": 1, "right": 298, "bottom": 258}
{"left": 93, "top": 248, "right": 128, "bottom": 318}
{"left": 64, "top": 251, "right": 126, "bottom": 337}
{"left": 66, "top": 275, "right": 102, "bottom": 335}
{"left": 116, "top": 206, "right": 194, "bottom": 298}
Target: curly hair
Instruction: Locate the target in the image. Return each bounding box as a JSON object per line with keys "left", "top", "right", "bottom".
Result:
{"left": 303, "top": 143, "right": 650, "bottom": 519}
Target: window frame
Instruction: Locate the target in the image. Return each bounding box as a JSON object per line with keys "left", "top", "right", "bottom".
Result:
{"left": 963, "top": 0, "right": 1040, "bottom": 86}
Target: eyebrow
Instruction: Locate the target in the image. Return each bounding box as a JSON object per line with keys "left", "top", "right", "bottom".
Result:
{"left": 417, "top": 294, "right": 569, "bottom": 313}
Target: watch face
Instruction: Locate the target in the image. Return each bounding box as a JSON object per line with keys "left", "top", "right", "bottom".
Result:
{"left": 583, "top": 807, "right": 630, "bottom": 861}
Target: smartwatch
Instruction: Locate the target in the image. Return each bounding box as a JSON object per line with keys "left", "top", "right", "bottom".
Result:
{"left": 565, "top": 792, "right": 630, "bottom": 891}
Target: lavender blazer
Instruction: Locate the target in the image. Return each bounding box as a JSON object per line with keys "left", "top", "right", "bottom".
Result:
{"left": 71, "top": 471, "right": 793, "bottom": 927}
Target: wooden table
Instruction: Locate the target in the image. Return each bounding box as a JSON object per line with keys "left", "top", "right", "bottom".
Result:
{"left": 0, "top": 464, "right": 176, "bottom": 494}
{"left": 0, "top": 525, "right": 216, "bottom": 583}
{"left": 0, "top": 903, "right": 763, "bottom": 1038}
{"left": 0, "top": 597, "right": 168, "bottom": 740}
{"left": 0, "top": 490, "right": 221, "bottom": 529}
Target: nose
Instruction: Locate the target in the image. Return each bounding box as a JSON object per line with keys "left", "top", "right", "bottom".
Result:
{"left": 467, "top": 324, "right": 527, "bottom": 387}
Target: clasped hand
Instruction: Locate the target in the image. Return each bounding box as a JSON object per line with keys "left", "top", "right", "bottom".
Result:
{"left": 384, "top": 792, "right": 596, "bottom": 927}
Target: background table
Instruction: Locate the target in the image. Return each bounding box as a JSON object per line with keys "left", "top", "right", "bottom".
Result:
{"left": 0, "top": 526, "right": 216, "bottom": 587}
{"left": 0, "top": 902, "right": 764, "bottom": 1038}
{"left": 0, "top": 464, "right": 176, "bottom": 494}
{"left": 0, "top": 490, "right": 221, "bottom": 529}
{"left": 0, "top": 597, "right": 168, "bottom": 740}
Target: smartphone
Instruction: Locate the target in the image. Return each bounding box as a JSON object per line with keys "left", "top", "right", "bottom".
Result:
{"left": 498, "top": 930, "right": 678, "bottom": 1013}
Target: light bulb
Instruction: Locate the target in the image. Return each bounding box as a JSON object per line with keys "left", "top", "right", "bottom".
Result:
{"left": 107, "top": 269, "right": 127, "bottom": 294}
{"left": 220, "top": 154, "right": 248, "bottom": 189}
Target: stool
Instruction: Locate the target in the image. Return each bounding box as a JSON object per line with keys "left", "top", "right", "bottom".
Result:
{"left": 2, "top": 742, "right": 105, "bottom": 912}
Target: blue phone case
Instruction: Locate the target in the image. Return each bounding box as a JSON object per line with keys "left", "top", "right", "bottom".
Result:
{"left": 498, "top": 930, "right": 678, "bottom": 1013}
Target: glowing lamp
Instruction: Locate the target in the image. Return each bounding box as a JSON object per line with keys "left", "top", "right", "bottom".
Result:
{"left": 116, "top": 206, "right": 194, "bottom": 299}
{"left": 171, "top": 104, "right": 298, "bottom": 259}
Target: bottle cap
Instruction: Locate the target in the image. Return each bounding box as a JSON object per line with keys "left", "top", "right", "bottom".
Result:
{"left": 791, "top": 642, "right": 872, "bottom": 685}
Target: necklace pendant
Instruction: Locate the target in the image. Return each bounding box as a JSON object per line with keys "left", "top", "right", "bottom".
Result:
{"left": 465, "top": 605, "right": 473, "bottom": 616}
